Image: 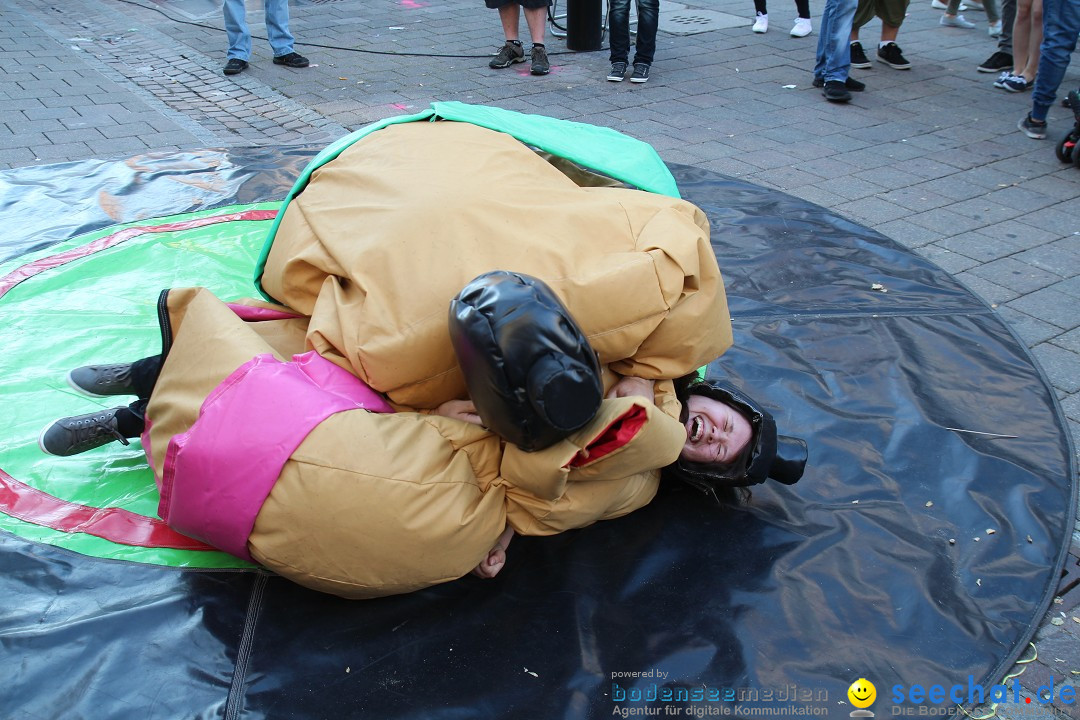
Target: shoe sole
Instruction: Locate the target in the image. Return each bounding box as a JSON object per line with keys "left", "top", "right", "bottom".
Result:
{"left": 978, "top": 65, "right": 1008, "bottom": 72}
{"left": 607, "top": 75, "right": 625, "bottom": 82}
{"left": 753, "top": 27, "right": 767, "bottom": 33}
{"left": 37, "top": 422, "right": 59, "bottom": 456}
{"left": 66, "top": 369, "right": 112, "bottom": 398}
{"left": 531, "top": 67, "right": 550, "bottom": 75}
{"left": 850, "top": 60, "right": 872, "bottom": 69}
{"left": 822, "top": 90, "right": 852, "bottom": 102}
{"left": 877, "top": 57, "right": 911, "bottom": 69}
{"left": 630, "top": 76, "right": 649, "bottom": 83}
{"left": 489, "top": 57, "right": 525, "bottom": 69}
{"left": 1017, "top": 117, "right": 1047, "bottom": 139}
{"left": 791, "top": 29, "right": 812, "bottom": 36}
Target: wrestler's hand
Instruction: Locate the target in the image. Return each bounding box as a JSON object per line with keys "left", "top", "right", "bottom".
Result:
{"left": 606, "top": 376, "right": 655, "bottom": 401}
{"left": 471, "top": 527, "right": 515, "bottom": 579}
{"left": 435, "top": 399, "right": 483, "bottom": 425}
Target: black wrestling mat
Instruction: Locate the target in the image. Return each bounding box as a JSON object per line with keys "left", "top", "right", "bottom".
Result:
{"left": 1, "top": 148, "right": 1075, "bottom": 720}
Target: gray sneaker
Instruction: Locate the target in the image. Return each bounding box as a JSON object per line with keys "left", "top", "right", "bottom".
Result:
{"left": 607, "top": 61, "right": 628, "bottom": 81}
{"left": 530, "top": 44, "right": 550, "bottom": 75}
{"left": 67, "top": 363, "right": 136, "bottom": 397}
{"left": 489, "top": 41, "right": 525, "bottom": 69}
{"left": 38, "top": 407, "right": 131, "bottom": 457}
{"left": 630, "top": 63, "right": 651, "bottom": 83}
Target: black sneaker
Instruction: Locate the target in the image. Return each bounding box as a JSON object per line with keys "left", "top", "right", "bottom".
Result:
{"left": 273, "top": 52, "right": 309, "bottom": 68}
{"left": 489, "top": 40, "right": 525, "bottom": 69}
{"left": 1017, "top": 113, "right": 1047, "bottom": 139}
{"left": 67, "top": 363, "right": 136, "bottom": 397}
{"left": 813, "top": 75, "right": 865, "bottom": 91}
{"left": 530, "top": 44, "right": 550, "bottom": 75}
{"left": 822, "top": 80, "right": 852, "bottom": 102}
{"left": 223, "top": 58, "right": 248, "bottom": 76}
{"left": 630, "top": 63, "right": 651, "bottom": 83}
{"left": 607, "top": 61, "right": 628, "bottom": 81}
{"left": 877, "top": 42, "right": 911, "bottom": 69}
{"left": 850, "top": 41, "right": 871, "bottom": 69}
{"left": 38, "top": 407, "right": 131, "bottom": 457}
{"left": 977, "top": 50, "right": 1012, "bottom": 73}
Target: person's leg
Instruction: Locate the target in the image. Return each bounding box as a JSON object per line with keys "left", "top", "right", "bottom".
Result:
{"left": 795, "top": 0, "right": 811, "bottom": 18}
{"left": 880, "top": 23, "right": 899, "bottom": 43}
{"left": 490, "top": 3, "right": 526, "bottom": 68}
{"left": 222, "top": 0, "right": 251, "bottom": 60}
{"left": 608, "top": 0, "right": 631, "bottom": 63}
{"left": 816, "top": 0, "right": 858, "bottom": 83}
{"left": 263, "top": 0, "right": 297, "bottom": 57}
{"left": 632, "top": 0, "right": 659, "bottom": 65}
{"left": 522, "top": 4, "right": 547, "bottom": 44}
{"left": 791, "top": 0, "right": 812, "bottom": 35}
{"left": 523, "top": 3, "right": 549, "bottom": 75}
{"left": 1019, "top": 0, "right": 1043, "bottom": 80}
{"left": 1011, "top": 0, "right": 1032, "bottom": 75}
{"left": 998, "top": 0, "right": 1016, "bottom": 52}
{"left": 499, "top": 3, "right": 523, "bottom": 40}
{"left": 754, "top": 0, "right": 769, "bottom": 13}
{"left": 1029, "top": 0, "right": 1075, "bottom": 119}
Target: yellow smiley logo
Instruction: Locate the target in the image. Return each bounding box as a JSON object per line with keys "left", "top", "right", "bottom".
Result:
{"left": 848, "top": 678, "right": 877, "bottom": 709}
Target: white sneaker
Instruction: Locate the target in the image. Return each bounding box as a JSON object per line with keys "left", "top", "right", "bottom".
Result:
{"left": 940, "top": 13, "right": 976, "bottom": 27}
{"left": 988, "top": 19, "right": 1002, "bottom": 36}
{"left": 752, "top": 13, "right": 768, "bottom": 32}
{"left": 931, "top": 0, "right": 968, "bottom": 8}
{"left": 790, "top": 17, "right": 812, "bottom": 36}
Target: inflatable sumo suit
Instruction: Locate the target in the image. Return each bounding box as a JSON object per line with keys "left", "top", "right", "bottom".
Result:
{"left": 143, "top": 117, "right": 733, "bottom": 599}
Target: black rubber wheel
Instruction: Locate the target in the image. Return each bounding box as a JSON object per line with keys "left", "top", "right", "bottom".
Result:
{"left": 1073, "top": 140, "right": 1080, "bottom": 169}
{"left": 1055, "top": 134, "right": 1072, "bottom": 163}
{"left": 1056, "top": 134, "right": 1075, "bottom": 163}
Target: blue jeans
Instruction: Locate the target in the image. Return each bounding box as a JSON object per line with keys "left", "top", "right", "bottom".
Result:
{"left": 1030, "top": 0, "right": 1080, "bottom": 121}
{"left": 813, "top": 0, "right": 857, "bottom": 83}
{"left": 609, "top": 0, "right": 659, "bottom": 66}
{"left": 224, "top": 0, "right": 295, "bottom": 60}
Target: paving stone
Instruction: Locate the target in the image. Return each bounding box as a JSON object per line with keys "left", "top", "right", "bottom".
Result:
{"left": 1015, "top": 240, "right": 1080, "bottom": 278}
{"left": 918, "top": 245, "right": 981, "bottom": 274}
{"left": 968, "top": 258, "right": 1064, "bottom": 295}
{"left": 1028, "top": 343, "right": 1080, "bottom": 394}
{"left": 953, "top": 271, "right": 1021, "bottom": 305}
{"left": 1008, "top": 287, "right": 1080, "bottom": 331}
{"left": 1062, "top": 391, "right": 1080, "bottom": 423}
{"left": 996, "top": 306, "right": 1066, "bottom": 347}
{"left": 1053, "top": 328, "right": 1080, "bottom": 355}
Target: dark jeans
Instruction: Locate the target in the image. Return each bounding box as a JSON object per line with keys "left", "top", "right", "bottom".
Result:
{"left": 117, "top": 354, "right": 164, "bottom": 437}
{"left": 609, "top": 0, "right": 659, "bottom": 66}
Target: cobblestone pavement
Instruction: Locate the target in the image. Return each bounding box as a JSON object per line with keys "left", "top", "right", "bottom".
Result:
{"left": 1, "top": 0, "right": 1078, "bottom": 711}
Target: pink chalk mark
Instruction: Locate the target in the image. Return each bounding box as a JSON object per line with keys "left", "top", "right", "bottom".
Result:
{"left": 400, "top": 0, "right": 427, "bottom": 7}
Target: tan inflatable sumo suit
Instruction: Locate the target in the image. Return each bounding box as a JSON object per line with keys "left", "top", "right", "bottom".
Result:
{"left": 145, "top": 120, "right": 733, "bottom": 599}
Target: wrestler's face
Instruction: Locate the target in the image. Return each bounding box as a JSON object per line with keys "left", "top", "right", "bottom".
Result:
{"left": 681, "top": 396, "right": 753, "bottom": 466}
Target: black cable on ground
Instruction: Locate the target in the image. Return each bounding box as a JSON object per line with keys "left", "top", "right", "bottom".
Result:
{"left": 110, "top": 0, "right": 607, "bottom": 58}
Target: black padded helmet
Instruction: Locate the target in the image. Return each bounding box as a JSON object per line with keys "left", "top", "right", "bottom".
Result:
{"left": 669, "top": 378, "right": 808, "bottom": 493}
{"left": 448, "top": 271, "right": 603, "bottom": 452}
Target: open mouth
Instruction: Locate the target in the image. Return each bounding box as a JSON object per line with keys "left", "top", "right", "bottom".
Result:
{"left": 689, "top": 416, "right": 704, "bottom": 442}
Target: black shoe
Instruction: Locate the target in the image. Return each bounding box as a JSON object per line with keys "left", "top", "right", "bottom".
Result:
{"left": 607, "top": 61, "right": 628, "bottom": 81}
{"left": 630, "top": 63, "right": 651, "bottom": 83}
{"left": 850, "top": 41, "right": 871, "bottom": 68}
{"left": 67, "top": 363, "right": 136, "bottom": 397}
{"left": 813, "top": 76, "right": 865, "bottom": 91}
{"left": 877, "top": 42, "right": 911, "bottom": 69}
{"left": 489, "top": 40, "right": 525, "bottom": 69}
{"left": 223, "top": 58, "right": 248, "bottom": 76}
{"left": 530, "top": 44, "right": 550, "bottom": 75}
{"left": 273, "top": 52, "right": 309, "bottom": 68}
{"left": 38, "top": 407, "right": 131, "bottom": 457}
{"left": 822, "top": 80, "right": 852, "bottom": 102}
{"left": 977, "top": 50, "right": 1012, "bottom": 73}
